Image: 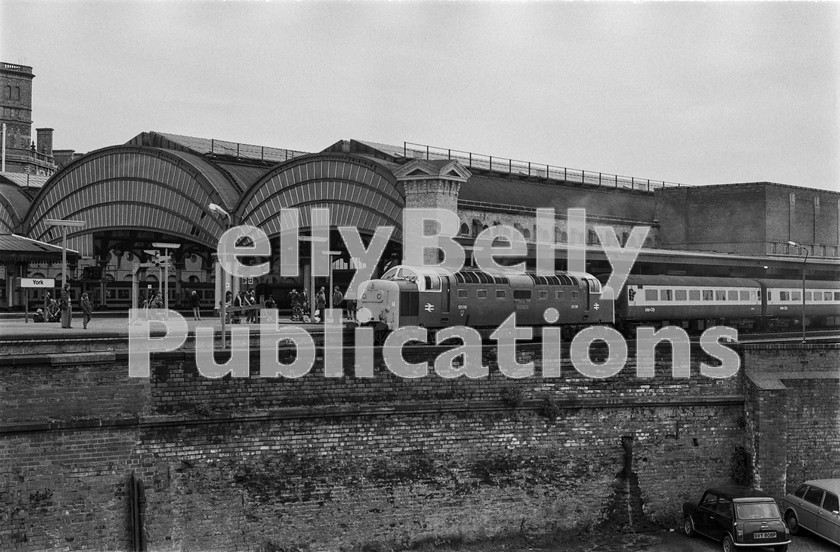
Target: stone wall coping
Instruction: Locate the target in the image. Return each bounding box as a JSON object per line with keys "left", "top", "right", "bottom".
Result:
{"left": 0, "top": 395, "right": 744, "bottom": 435}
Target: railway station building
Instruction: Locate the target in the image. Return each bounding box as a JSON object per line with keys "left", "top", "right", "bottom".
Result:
{"left": 1, "top": 129, "right": 839, "bottom": 311}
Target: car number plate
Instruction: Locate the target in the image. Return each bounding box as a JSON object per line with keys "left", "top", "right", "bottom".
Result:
{"left": 753, "top": 532, "right": 776, "bottom": 539}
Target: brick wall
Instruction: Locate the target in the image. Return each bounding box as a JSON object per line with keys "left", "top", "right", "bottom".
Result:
{"left": 742, "top": 343, "right": 840, "bottom": 498}
{"left": 8, "top": 337, "right": 834, "bottom": 551}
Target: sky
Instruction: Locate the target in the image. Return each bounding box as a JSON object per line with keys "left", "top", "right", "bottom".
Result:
{"left": 2, "top": 1, "right": 838, "bottom": 192}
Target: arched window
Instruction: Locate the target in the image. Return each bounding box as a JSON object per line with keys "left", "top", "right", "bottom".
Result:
{"left": 13, "top": 86, "right": 20, "bottom": 100}
{"left": 188, "top": 275, "right": 200, "bottom": 283}
{"left": 621, "top": 232, "right": 629, "bottom": 246}
{"left": 522, "top": 228, "right": 531, "bottom": 240}
{"left": 460, "top": 222, "right": 470, "bottom": 236}
{"left": 472, "top": 219, "right": 483, "bottom": 237}
{"left": 3, "top": 85, "right": 10, "bottom": 99}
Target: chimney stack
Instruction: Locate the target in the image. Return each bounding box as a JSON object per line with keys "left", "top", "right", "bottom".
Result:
{"left": 36, "top": 127, "right": 53, "bottom": 156}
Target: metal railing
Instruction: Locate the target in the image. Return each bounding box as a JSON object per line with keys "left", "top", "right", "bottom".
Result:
{"left": 403, "top": 142, "right": 684, "bottom": 192}
{"left": 208, "top": 138, "right": 309, "bottom": 163}
{"left": 768, "top": 241, "right": 839, "bottom": 258}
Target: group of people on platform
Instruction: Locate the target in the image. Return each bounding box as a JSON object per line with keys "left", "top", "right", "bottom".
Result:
{"left": 220, "top": 285, "right": 357, "bottom": 324}
{"left": 33, "top": 284, "right": 93, "bottom": 329}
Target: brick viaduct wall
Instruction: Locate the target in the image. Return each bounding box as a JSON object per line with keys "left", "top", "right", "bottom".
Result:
{"left": 742, "top": 343, "right": 840, "bottom": 500}
{"left": 2, "top": 336, "right": 835, "bottom": 551}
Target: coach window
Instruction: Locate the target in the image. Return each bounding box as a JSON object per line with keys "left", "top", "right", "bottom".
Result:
{"left": 791, "top": 291, "right": 801, "bottom": 301}
{"left": 477, "top": 289, "right": 487, "bottom": 299}
{"left": 496, "top": 290, "right": 506, "bottom": 299}
{"left": 805, "top": 292, "right": 812, "bottom": 301}
{"left": 739, "top": 290, "right": 750, "bottom": 301}
{"left": 689, "top": 290, "right": 701, "bottom": 301}
{"left": 662, "top": 289, "right": 673, "bottom": 301}
{"left": 457, "top": 289, "right": 468, "bottom": 299}
{"left": 835, "top": 292, "right": 840, "bottom": 300}
{"left": 539, "top": 290, "right": 548, "bottom": 300}
{"left": 825, "top": 292, "right": 833, "bottom": 301}
{"left": 703, "top": 290, "right": 713, "bottom": 301}
{"left": 728, "top": 290, "right": 738, "bottom": 301}
{"left": 780, "top": 291, "right": 789, "bottom": 301}
{"left": 715, "top": 290, "right": 726, "bottom": 301}
{"left": 645, "top": 289, "right": 658, "bottom": 301}
{"left": 675, "top": 290, "right": 687, "bottom": 301}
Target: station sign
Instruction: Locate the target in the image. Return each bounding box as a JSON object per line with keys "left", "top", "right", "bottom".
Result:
{"left": 19, "top": 278, "right": 55, "bottom": 288}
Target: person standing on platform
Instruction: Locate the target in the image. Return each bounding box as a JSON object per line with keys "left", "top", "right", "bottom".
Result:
{"left": 60, "top": 283, "right": 73, "bottom": 329}
{"left": 190, "top": 290, "right": 201, "bottom": 321}
{"left": 332, "top": 286, "right": 344, "bottom": 319}
{"left": 316, "top": 287, "right": 326, "bottom": 321}
{"left": 81, "top": 292, "right": 93, "bottom": 329}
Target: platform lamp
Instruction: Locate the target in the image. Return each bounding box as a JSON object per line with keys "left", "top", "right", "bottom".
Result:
{"left": 151, "top": 242, "right": 181, "bottom": 311}
{"left": 45, "top": 218, "right": 86, "bottom": 290}
{"left": 208, "top": 203, "right": 234, "bottom": 342}
{"left": 787, "top": 241, "right": 809, "bottom": 343}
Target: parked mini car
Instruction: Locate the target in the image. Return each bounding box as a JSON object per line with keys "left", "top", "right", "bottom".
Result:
{"left": 683, "top": 487, "right": 791, "bottom": 552}
{"left": 782, "top": 479, "right": 840, "bottom": 547}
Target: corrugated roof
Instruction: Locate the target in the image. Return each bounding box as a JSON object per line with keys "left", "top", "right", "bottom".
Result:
{"left": 0, "top": 172, "right": 49, "bottom": 189}
{"left": 163, "top": 149, "right": 243, "bottom": 209}
{"left": 0, "top": 233, "right": 78, "bottom": 261}
{"left": 212, "top": 161, "right": 271, "bottom": 191}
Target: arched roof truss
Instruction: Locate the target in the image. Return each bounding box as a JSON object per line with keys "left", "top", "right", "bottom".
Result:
{"left": 23, "top": 146, "right": 240, "bottom": 248}
{"left": 237, "top": 154, "right": 405, "bottom": 242}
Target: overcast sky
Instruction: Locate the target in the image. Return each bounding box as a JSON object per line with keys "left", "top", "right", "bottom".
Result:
{"left": 2, "top": 1, "right": 838, "bottom": 192}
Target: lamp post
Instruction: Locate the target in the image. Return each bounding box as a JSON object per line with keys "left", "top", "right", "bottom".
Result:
{"left": 787, "top": 241, "right": 809, "bottom": 343}
{"left": 208, "top": 203, "right": 233, "bottom": 345}
{"left": 45, "top": 218, "right": 86, "bottom": 290}
{"left": 152, "top": 242, "right": 181, "bottom": 310}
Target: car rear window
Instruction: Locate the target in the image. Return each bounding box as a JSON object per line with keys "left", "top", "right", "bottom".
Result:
{"left": 823, "top": 493, "right": 839, "bottom": 512}
{"left": 735, "top": 502, "right": 780, "bottom": 520}
{"left": 805, "top": 487, "right": 825, "bottom": 506}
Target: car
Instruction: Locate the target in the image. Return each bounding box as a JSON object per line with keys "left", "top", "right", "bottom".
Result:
{"left": 782, "top": 479, "right": 840, "bottom": 547}
{"left": 683, "top": 487, "right": 791, "bottom": 552}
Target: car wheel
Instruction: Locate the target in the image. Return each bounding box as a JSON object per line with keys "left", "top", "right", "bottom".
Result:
{"left": 683, "top": 516, "right": 695, "bottom": 537}
{"left": 785, "top": 511, "right": 799, "bottom": 535}
{"left": 722, "top": 535, "right": 734, "bottom": 552}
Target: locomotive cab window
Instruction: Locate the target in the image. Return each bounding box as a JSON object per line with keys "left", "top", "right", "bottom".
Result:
{"left": 571, "top": 291, "right": 579, "bottom": 300}
{"left": 538, "top": 290, "right": 548, "bottom": 300}
{"left": 496, "top": 290, "right": 506, "bottom": 299}
{"left": 457, "top": 289, "right": 468, "bottom": 299}
{"left": 556, "top": 291, "right": 564, "bottom": 300}
{"left": 477, "top": 289, "right": 487, "bottom": 299}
